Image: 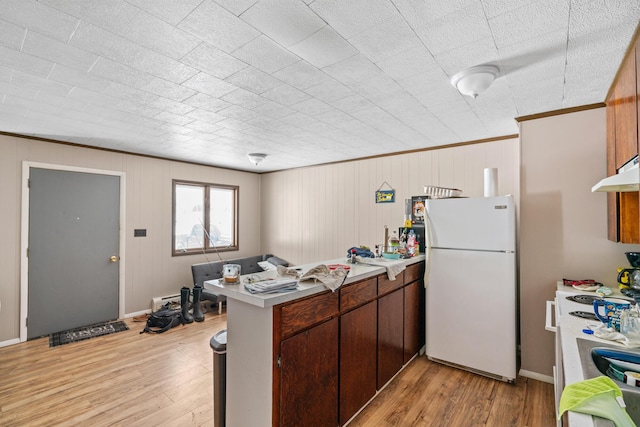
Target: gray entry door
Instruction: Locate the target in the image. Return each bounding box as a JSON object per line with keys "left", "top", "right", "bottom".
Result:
{"left": 27, "top": 168, "right": 120, "bottom": 339}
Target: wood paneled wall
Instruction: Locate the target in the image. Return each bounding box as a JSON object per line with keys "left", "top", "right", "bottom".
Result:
{"left": 260, "top": 138, "right": 520, "bottom": 265}
{"left": 0, "top": 134, "right": 261, "bottom": 343}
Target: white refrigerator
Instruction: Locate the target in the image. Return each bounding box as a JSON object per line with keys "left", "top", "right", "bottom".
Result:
{"left": 425, "top": 195, "right": 516, "bottom": 382}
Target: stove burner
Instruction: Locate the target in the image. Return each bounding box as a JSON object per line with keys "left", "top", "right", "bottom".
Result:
{"left": 569, "top": 311, "right": 599, "bottom": 320}
{"left": 566, "top": 295, "right": 601, "bottom": 305}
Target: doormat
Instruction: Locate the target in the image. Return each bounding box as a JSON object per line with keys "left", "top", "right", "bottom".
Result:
{"left": 49, "top": 320, "right": 129, "bottom": 347}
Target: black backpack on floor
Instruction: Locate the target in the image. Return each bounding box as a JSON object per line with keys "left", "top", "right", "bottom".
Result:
{"left": 140, "top": 304, "right": 183, "bottom": 334}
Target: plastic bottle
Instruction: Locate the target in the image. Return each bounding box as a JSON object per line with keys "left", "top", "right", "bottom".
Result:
{"left": 407, "top": 230, "right": 416, "bottom": 256}
{"left": 388, "top": 231, "right": 399, "bottom": 253}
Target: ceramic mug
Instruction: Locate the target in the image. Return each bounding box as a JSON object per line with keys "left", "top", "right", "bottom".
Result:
{"left": 594, "top": 298, "right": 631, "bottom": 331}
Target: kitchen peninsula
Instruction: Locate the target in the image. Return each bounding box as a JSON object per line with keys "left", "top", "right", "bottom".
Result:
{"left": 204, "top": 256, "right": 425, "bottom": 427}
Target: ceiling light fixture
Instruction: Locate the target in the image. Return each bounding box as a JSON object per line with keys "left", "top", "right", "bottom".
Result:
{"left": 248, "top": 153, "right": 267, "bottom": 165}
{"left": 450, "top": 65, "right": 499, "bottom": 99}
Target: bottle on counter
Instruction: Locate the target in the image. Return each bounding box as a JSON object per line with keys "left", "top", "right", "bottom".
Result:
{"left": 407, "top": 230, "right": 416, "bottom": 256}
{"left": 388, "top": 231, "right": 399, "bottom": 253}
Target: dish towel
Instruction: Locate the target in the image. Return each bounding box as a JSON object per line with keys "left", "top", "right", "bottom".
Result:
{"left": 355, "top": 257, "right": 406, "bottom": 280}
{"left": 276, "top": 265, "right": 302, "bottom": 278}
{"left": 558, "top": 376, "right": 636, "bottom": 427}
{"left": 298, "top": 264, "right": 348, "bottom": 292}
{"left": 588, "top": 322, "right": 640, "bottom": 348}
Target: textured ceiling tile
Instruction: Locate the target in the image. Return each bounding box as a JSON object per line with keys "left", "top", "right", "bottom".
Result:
{"left": 147, "top": 97, "right": 195, "bottom": 116}
{"left": 154, "top": 110, "right": 194, "bottom": 126}
{"left": 178, "top": 0, "right": 260, "bottom": 53}
{"left": 290, "top": 97, "right": 333, "bottom": 116}
{"left": 415, "top": 2, "right": 492, "bottom": 54}
{"left": 434, "top": 37, "right": 499, "bottom": 75}
{"left": 125, "top": 0, "right": 202, "bottom": 26}
{"left": 310, "top": 0, "right": 399, "bottom": 39}
{"left": 182, "top": 72, "right": 237, "bottom": 98}
{"left": 105, "top": 81, "right": 159, "bottom": 105}
{"left": 0, "top": 79, "right": 38, "bottom": 99}
{"left": 481, "top": 0, "right": 535, "bottom": 18}
{"left": 140, "top": 78, "right": 197, "bottom": 103}
{"left": 304, "top": 79, "right": 355, "bottom": 103}
{"left": 181, "top": 42, "right": 248, "bottom": 80}
{"left": 48, "top": 64, "right": 110, "bottom": 92}
{"left": 241, "top": 0, "right": 325, "bottom": 47}
{"left": 221, "top": 87, "right": 269, "bottom": 109}
{"left": 0, "top": 18, "right": 26, "bottom": 50}
{"left": 231, "top": 35, "right": 300, "bottom": 74}
{"left": 489, "top": 0, "right": 570, "bottom": 49}
{"left": 566, "top": 22, "right": 637, "bottom": 67}
{"left": 122, "top": 11, "right": 202, "bottom": 60}
{"left": 217, "top": 105, "right": 260, "bottom": 121}
{"left": 330, "top": 93, "right": 375, "bottom": 113}
{"left": 375, "top": 46, "right": 439, "bottom": 81}
{"left": 224, "top": 66, "right": 282, "bottom": 94}
{"left": 0, "top": 64, "right": 13, "bottom": 81}
{"left": 348, "top": 14, "right": 423, "bottom": 64}
{"left": 288, "top": 26, "right": 358, "bottom": 69}
{"left": 252, "top": 101, "right": 296, "bottom": 119}
{"left": 22, "top": 30, "right": 99, "bottom": 71}
{"left": 497, "top": 28, "right": 567, "bottom": 80}
{"left": 261, "top": 84, "right": 310, "bottom": 106}
{"left": 569, "top": 0, "right": 640, "bottom": 37}
{"left": 279, "top": 111, "right": 318, "bottom": 127}
{"left": 70, "top": 22, "right": 198, "bottom": 83}
{"left": 40, "top": 0, "right": 138, "bottom": 34}
{"left": 89, "top": 57, "right": 150, "bottom": 87}
{"left": 322, "top": 54, "right": 382, "bottom": 85}
{"left": 271, "top": 60, "right": 330, "bottom": 89}
{"left": 187, "top": 108, "right": 226, "bottom": 123}
{"left": 0, "top": 0, "right": 79, "bottom": 42}
{"left": 394, "top": 0, "right": 478, "bottom": 24}
{"left": 213, "top": 0, "right": 258, "bottom": 16}
{"left": 0, "top": 45, "right": 53, "bottom": 76}
{"left": 183, "top": 92, "right": 232, "bottom": 112}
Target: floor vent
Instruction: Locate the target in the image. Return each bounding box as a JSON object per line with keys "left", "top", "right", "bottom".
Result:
{"left": 151, "top": 294, "right": 181, "bottom": 312}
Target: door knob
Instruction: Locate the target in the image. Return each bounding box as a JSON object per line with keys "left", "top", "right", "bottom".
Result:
{"left": 109, "top": 256, "right": 118, "bottom": 262}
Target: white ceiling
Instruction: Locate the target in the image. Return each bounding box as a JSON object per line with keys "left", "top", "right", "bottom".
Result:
{"left": 0, "top": 1, "right": 638, "bottom": 172}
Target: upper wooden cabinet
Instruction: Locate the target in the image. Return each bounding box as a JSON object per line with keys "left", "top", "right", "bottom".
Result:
{"left": 614, "top": 50, "right": 639, "bottom": 169}
{"left": 606, "top": 31, "right": 640, "bottom": 243}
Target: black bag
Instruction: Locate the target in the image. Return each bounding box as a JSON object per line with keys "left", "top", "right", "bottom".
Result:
{"left": 140, "top": 304, "right": 183, "bottom": 334}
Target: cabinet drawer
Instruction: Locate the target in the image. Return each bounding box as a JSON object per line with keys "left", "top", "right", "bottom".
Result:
{"left": 340, "top": 277, "right": 377, "bottom": 312}
{"left": 404, "top": 262, "right": 424, "bottom": 284}
{"left": 378, "top": 272, "right": 404, "bottom": 295}
{"left": 280, "top": 291, "right": 339, "bottom": 338}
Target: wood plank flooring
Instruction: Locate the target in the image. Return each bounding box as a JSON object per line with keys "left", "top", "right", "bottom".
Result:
{"left": 0, "top": 312, "right": 555, "bottom": 426}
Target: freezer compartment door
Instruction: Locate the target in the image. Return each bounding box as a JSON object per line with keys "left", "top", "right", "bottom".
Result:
{"left": 425, "top": 196, "right": 515, "bottom": 252}
{"left": 426, "top": 248, "right": 516, "bottom": 380}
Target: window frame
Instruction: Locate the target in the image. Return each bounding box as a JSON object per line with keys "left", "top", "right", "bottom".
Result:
{"left": 172, "top": 179, "right": 239, "bottom": 257}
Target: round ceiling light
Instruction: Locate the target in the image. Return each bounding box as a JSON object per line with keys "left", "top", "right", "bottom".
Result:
{"left": 247, "top": 153, "right": 267, "bottom": 165}
{"left": 450, "top": 65, "right": 500, "bottom": 99}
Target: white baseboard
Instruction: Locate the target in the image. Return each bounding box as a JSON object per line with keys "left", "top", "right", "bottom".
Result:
{"left": 519, "top": 369, "right": 554, "bottom": 384}
{"left": 124, "top": 309, "right": 151, "bottom": 319}
{"left": 0, "top": 338, "right": 20, "bottom": 348}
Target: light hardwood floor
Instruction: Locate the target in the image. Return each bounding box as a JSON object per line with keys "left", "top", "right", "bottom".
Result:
{"left": 0, "top": 313, "right": 555, "bottom": 426}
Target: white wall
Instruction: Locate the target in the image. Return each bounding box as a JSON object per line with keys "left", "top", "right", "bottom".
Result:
{"left": 260, "top": 137, "right": 520, "bottom": 265}
{"left": 0, "top": 134, "right": 261, "bottom": 343}
{"left": 519, "top": 107, "right": 640, "bottom": 377}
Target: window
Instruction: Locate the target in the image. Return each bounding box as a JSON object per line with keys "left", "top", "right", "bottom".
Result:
{"left": 173, "top": 180, "right": 238, "bottom": 256}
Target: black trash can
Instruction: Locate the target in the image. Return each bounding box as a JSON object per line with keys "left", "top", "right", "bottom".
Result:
{"left": 210, "top": 329, "right": 227, "bottom": 427}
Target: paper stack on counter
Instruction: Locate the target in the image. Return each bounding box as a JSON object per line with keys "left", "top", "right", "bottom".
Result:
{"left": 244, "top": 278, "right": 298, "bottom": 294}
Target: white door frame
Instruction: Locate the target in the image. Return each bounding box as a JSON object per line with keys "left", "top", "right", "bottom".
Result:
{"left": 20, "top": 161, "right": 126, "bottom": 342}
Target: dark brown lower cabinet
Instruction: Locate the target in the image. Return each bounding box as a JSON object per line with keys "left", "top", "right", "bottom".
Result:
{"left": 377, "top": 288, "right": 404, "bottom": 389}
{"left": 403, "top": 279, "right": 425, "bottom": 363}
{"left": 339, "top": 301, "right": 377, "bottom": 425}
{"left": 279, "top": 317, "right": 339, "bottom": 427}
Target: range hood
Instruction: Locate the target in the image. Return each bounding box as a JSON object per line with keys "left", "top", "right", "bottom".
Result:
{"left": 592, "top": 159, "right": 640, "bottom": 192}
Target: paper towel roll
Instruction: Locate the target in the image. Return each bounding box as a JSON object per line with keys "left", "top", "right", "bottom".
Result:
{"left": 484, "top": 168, "right": 498, "bottom": 197}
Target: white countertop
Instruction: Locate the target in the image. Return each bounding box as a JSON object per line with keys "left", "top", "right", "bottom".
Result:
{"left": 556, "top": 282, "right": 636, "bottom": 427}
{"left": 203, "top": 255, "right": 425, "bottom": 308}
